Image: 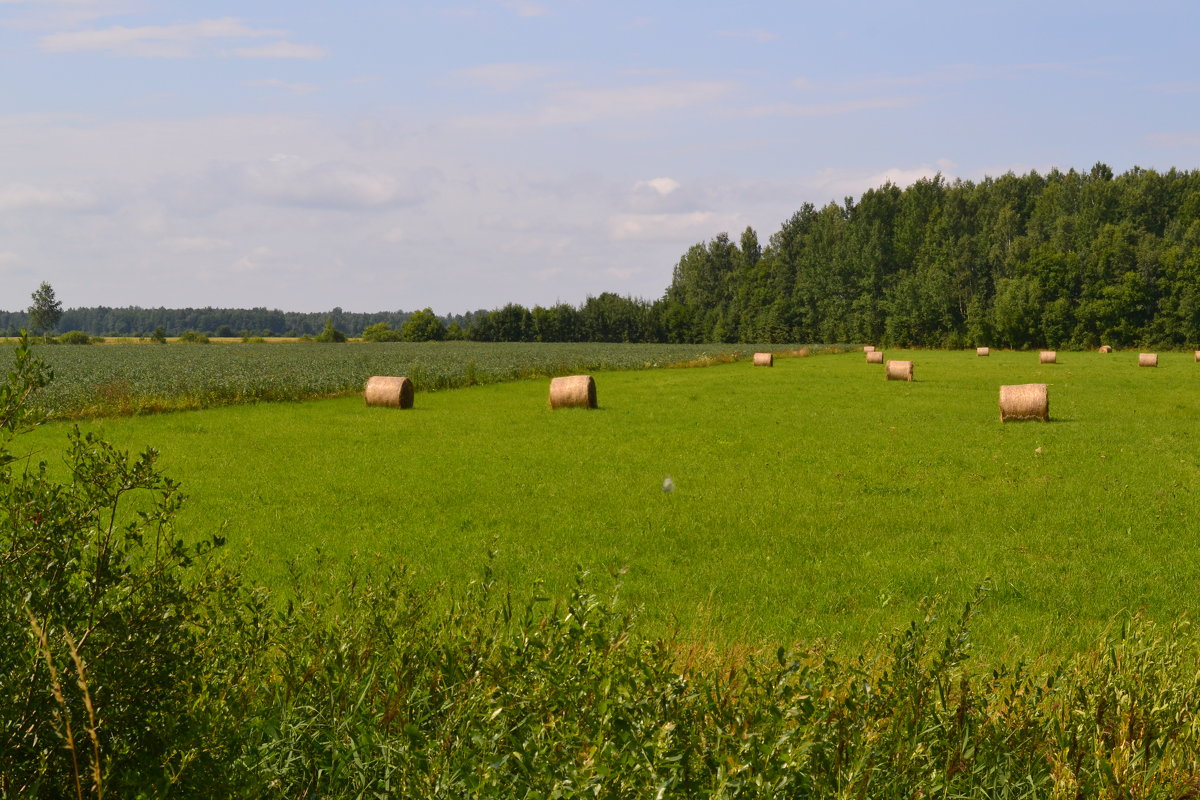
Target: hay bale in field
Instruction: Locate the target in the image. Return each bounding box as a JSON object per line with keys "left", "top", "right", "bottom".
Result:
{"left": 753, "top": 352, "right": 774, "bottom": 367}
{"left": 1099, "top": 345, "right": 1113, "bottom": 353}
{"left": 364, "top": 376, "right": 414, "bottom": 409}
{"left": 885, "top": 360, "right": 913, "bottom": 381}
{"left": 1194, "top": 350, "right": 1200, "bottom": 362}
{"left": 977, "top": 347, "right": 989, "bottom": 357}
{"left": 1139, "top": 353, "right": 1158, "bottom": 367}
{"left": 863, "top": 345, "right": 875, "bottom": 353}
{"left": 549, "top": 375, "right": 597, "bottom": 409}
{"left": 999, "top": 383, "right": 1049, "bottom": 422}
{"left": 866, "top": 351, "right": 884, "bottom": 364}
{"left": 1039, "top": 351, "right": 1056, "bottom": 364}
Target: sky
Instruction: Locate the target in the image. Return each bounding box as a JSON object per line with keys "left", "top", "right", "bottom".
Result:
{"left": 1, "top": 1, "right": 1198, "bottom": 314}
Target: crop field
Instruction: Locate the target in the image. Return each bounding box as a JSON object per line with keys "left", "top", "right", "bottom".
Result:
{"left": 2, "top": 340, "right": 769, "bottom": 418}
{"left": 15, "top": 346, "right": 1200, "bottom": 660}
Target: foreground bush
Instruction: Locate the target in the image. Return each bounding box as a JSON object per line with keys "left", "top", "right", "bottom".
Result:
{"left": 3, "top": 334, "right": 1200, "bottom": 798}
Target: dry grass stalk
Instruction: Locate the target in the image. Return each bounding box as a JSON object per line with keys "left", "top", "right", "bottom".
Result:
{"left": 26, "top": 608, "right": 86, "bottom": 800}
{"left": 885, "top": 360, "right": 913, "bottom": 381}
{"left": 752, "top": 352, "right": 773, "bottom": 367}
{"left": 1139, "top": 353, "right": 1158, "bottom": 367}
{"left": 364, "top": 376, "right": 414, "bottom": 409}
{"left": 863, "top": 345, "right": 875, "bottom": 353}
{"left": 999, "top": 383, "right": 1049, "bottom": 422}
{"left": 977, "top": 347, "right": 989, "bottom": 356}
{"left": 1099, "top": 345, "right": 1113, "bottom": 353}
{"left": 866, "top": 351, "right": 884, "bottom": 364}
{"left": 1039, "top": 351, "right": 1056, "bottom": 364}
{"left": 549, "top": 375, "right": 597, "bottom": 409}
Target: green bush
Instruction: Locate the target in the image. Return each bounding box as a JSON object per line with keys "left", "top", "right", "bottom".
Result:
{"left": 361, "top": 322, "right": 403, "bottom": 342}
{"left": 177, "top": 330, "right": 210, "bottom": 344}
{"left": 57, "top": 330, "right": 93, "bottom": 345}
{"left": 315, "top": 318, "right": 346, "bottom": 343}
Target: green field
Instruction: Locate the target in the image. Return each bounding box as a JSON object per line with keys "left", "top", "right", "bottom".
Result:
{"left": 16, "top": 346, "right": 1199, "bottom": 659}
{"left": 7, "top": 341, "right": 758, "bottom": 418}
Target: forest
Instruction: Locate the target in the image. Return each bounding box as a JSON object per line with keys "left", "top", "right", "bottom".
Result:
{"left": 6, "top": 164, "right": 1200, "bottom": 348}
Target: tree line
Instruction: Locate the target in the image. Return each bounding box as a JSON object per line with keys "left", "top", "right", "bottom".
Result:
{"left": 662, "top": 163, "right": 1200, "bottom": 348}
{"left": 8, "top": 164, "right": 1200, "bottom": 347}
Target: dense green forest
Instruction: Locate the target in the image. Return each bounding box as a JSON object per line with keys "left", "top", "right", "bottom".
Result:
{"left": 8, "top": 164, "right": 1200, "bottom": 347}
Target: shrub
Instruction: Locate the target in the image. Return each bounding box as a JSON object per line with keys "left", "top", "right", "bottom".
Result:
{"left": 315, "top": 318, "right": 346, "bottom": 343}
{"left": 178, "top": 330, "right": 210, "bottom": 344}
{"left": 57, "top": 330, "right": 93, "bottom": 345}
{"left": 361, "top": 322, "right": 403, "bottom": 342}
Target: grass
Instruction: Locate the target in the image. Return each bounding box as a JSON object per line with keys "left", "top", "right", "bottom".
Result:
{"left": 14, "top": 347, "right": 1200, "bottom": 659}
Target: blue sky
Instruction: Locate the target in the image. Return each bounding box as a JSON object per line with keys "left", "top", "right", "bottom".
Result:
{"left": 1, "top": 0, "right": 1197, "bottom": 314}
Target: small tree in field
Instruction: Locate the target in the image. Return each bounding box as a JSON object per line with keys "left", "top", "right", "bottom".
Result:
{"left": 27, "top": 282, "right": 63, "bottom": 337}
{"left": 401, "top": 308, "right": 447, "bottom": 342}
{"left": 315, "top": 318, "right": 346, "bottom": 343}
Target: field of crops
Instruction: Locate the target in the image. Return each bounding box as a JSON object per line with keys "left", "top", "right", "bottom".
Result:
{"left": 3, "top": 341, "right": 792, "bottom": 418}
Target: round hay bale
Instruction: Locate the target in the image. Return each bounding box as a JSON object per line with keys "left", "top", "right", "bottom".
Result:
{"left": 976, "top": 347, "right": 989, "bottom": 357}
{"left": 752, "top": 352, "right": 773, "bottom": 367}
{"left": 1039, "top": 351, "right": 1056, "bottom": 364}
{"left": 1194, "top": 350, "right": 1200, "bottom": 362}
{"left": 866, "top": 351, "right": 884, "bottom": 364}
{"left": 364, "top": 376, "right": 414, "bottom": 409}
{"left": 549, "top": 375, "right": 597, "bottom": 409}
{"left": 999, "top": 383, "right": 1049, "bottom": 422}
{"left": 863, "top": 345, "right": 875, "bottom": 353}
{"left": 1139, "top": 353, "right": 1158, "bottom": 367}
{"left": 1099, "top": 345, "right": 1113, "bottom": 353}
{"left": 885, "top": 360, "right": 913, "bottom": 381}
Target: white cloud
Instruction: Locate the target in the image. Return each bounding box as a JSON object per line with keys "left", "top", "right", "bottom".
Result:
{"left": 634, "top": 177, "right": 679, "bottom": 197}
{"left": 811, "top": 161, "right": 958, "bottom": 198}
{"left": 232, "top": 246, "right": 272, "bottom": 273}
{"left": 0, "top": 183, "right": 98, "bottom": 211}
{"left": 245, "top": 78, "right": 320, "bottom": 94}
{"left": 610, "top": 211, "right": 719, "bottom": 242}
{"left": 233, "top": 41, "right": 329, "bottom": 60}
{"left": 38, "top": 17, "right": 298, "bottom": 57}
{"left": 228, "top": 154, "right": 436, "bottom": 210}
{"left": 452, "top": 62, "right": 556, "bottom": 91}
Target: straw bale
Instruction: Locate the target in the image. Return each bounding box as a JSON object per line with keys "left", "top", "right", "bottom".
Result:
{"left": 1099, "top": 345, "right": 1113, "bottom": 353}
{"left": 1195, "top": 350, "right": 1200, "bottom": 362}
{"left": 753, "top": 352, "right": 773, "bottom": 367}
{"left": 549, "top": 375, "right": 597, "bottom": 409}
{"left": 863, "top": 345, "right": 875, "bottom": 353}
{"left": 1039, "top": 351, "right": 1056, "bottom": 364}
{"left": 1139, "top": 353, "right": 1158, "bottom": 367}
{"left": 976, "top": 347, "right": 989, "bottom": 357}
{"left": 866, "top": 351, "right": 884, "bottom": 364}
{"left": 885, "top": 360, "right": 913, "bottom": 381}
{"left": 999, "top": 383, "right": 1049, "bottom": 422}
{"left": 364, "top": 376, "right": 414, "bottom": 409}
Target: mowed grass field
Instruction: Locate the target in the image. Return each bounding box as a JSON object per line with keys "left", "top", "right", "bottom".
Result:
{"left": 16, "top": 347, "right": 1200, "bottom": 659}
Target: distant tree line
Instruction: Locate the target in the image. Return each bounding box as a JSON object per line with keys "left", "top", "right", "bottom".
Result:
{"left": 0, "top": 307, "right": 429, "bottom": 339}
{"left": 8, "top": 164, "right": 1199, "bottom": 347}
